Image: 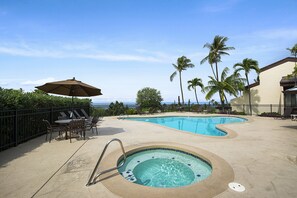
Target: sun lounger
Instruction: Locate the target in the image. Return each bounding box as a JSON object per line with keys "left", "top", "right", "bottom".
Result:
{"left": 80, "top": 109, "right": 90, "bottom": 119}
{"left": 59, "top": 111, "right": 69, "bottom": 119}
{"left": 68, "top": 111, "right": 76, "bottom": 119}
{"left": 74, "top": 109, "right": 83, "bottom": 118}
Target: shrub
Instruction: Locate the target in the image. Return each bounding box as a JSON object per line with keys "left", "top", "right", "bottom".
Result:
{"left": 106, "top": 101, "right": 128, "bottom": 116}
{"left": 90, "top": 107, "right": 106, "bottom": 117}
{"left": 136, "top": 87, "right": 163, "bottom": 112}
{"left": 230, "top": 110, "right": 246, "bottom": 115}
{"left": 126, "top": 108, "right": 137, "bottom": 115}
{"left": 258, "top": 112, "right": 280, "bottom": 117}
{"left": 0, "top": 87, "right": 90, "bottom": 109}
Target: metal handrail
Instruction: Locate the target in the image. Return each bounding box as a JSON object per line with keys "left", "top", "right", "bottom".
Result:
{"left": 86, "top": 138, "right": 127, "bottom": 186}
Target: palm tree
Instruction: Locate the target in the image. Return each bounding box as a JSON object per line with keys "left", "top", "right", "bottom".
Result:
{"left": 287, "top": 44, "right": 297, "bottom": 86}
{"left": 201, "top": 35, "right": 235, "bottom": 81}
{"left": 287, "top": 43, "right": 297, "bottom": 58}
{"left": 231, "top": 70, "right": 246, "bottom": 97}
{"left": 204, "top": 67, "right": 237, "bottom": 111}
{"left": 170, "top": 56, "right": 195, "bottom": 105}
{"left": 287, "top": 43, "right": 297, "bottom": 68}
{"left": 187, "top": 78, "right": 204, "bottom": 105}
{"left": 233, "top": 58, "right": 260, "bottom": 115}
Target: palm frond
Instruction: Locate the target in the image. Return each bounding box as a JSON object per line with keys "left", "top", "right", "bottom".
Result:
{"left": 220, "top": 67, "right": 229, "bottom": 81}
{"left": 205, "top": 88, "right": 218, "bottom": 100}
{"left": 203, "top": 43, "right": 212, "bottom": 49}
{"left": 170, "top": 71, "right": 177, "bottom": 82}
{"left": 200, "top": 55, "right": 209, "bottom": 65}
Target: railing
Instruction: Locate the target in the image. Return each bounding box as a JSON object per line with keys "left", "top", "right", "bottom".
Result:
{"left": 0, "top": 106, "right": 90, "bottom": 151}
{"left": 86, "top": 138, "right": 127, "bottom": 186}
{"left": 231, "top": 104, "right": 297, "bottom": 115}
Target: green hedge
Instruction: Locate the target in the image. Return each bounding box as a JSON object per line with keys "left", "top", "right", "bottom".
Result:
{"left": 0, "top": 87, "right": 91, "bottom": 151}
{"left": 0, "top": 88, "right": 91, "bottom": 109}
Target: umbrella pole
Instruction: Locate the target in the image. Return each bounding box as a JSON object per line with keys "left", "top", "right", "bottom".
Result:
{"left": 71, "top": 96, "right": 74, "bottom": 119}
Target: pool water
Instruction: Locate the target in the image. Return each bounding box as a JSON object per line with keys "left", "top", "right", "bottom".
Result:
{"left": 118, "top": 148, "right": 212, "bottom": 188}
{"left": 125, "top": 116, "right": 246, "bottom": 136}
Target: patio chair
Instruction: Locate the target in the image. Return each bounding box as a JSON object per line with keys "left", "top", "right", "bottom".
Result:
{"left": 68, "top": 119, "right": 86, "bottom": 143}
{"left": 86, "top": 117, "right": 99, "bottom": 135}
{"left": 43, "top": 119, "right": 65, "bottom": 143}
{"left": 80, "top": 109, "right": 90, "bottom": 119}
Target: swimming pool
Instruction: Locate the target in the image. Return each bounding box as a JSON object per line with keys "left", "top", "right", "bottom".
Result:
{"left": 118, "top": 148, "right": 212, "bottom": 188}
{"left": 125, "top": 116, "right": 246, "bottom": 136}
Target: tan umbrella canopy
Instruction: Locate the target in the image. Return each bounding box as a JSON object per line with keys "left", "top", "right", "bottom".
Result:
{"left": 35, "top": 77, "right": 102, "bottom": 97}
{"left": 36, "top": 77, "right": 102, "bottom": 118}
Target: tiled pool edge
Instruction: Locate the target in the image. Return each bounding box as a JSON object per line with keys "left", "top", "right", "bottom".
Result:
{"left": 98, "top": 142, "right": 234, "bottom": 198}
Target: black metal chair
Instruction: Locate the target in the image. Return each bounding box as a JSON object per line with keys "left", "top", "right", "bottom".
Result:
{"left": 86, "top": 117, "right": 99, "bottom": 135}
{"left": 43, "top": 119, "right": 65, "bottom": 143}
{"left": 68, "top": 119, "right": 86, "bottom": 143}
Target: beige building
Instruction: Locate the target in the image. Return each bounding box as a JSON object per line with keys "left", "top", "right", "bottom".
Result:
{"left": 231, "top": 57, "right": 297, "bottom": 115}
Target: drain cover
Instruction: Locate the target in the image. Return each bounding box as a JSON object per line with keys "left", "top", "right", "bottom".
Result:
{"left": 228, "top": 182, "right": 245, "bottom": 192}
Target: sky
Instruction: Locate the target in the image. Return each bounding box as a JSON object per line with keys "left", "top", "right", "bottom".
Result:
{"left": 0, "top": 0, "right": 296, "bottom": 104}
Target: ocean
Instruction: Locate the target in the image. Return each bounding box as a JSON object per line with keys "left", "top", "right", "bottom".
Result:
{"left": 92, "top": 101, "right": 208, "bottom": 109}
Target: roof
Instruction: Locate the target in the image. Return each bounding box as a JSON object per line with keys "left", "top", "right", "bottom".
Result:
{"left": 260, "top": 57, "right": 297, "bottom": 72}
{"left": 245, "top": 81, "right": 260, "bottom": 89}
{"left": 245, "top": 57, "right": 297, "bottom": 89}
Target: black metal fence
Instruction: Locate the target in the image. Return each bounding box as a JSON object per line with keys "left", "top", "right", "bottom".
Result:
{"left": 231, "top": 104, "right": 290, "bottom": 115}
{"left": 0, "top": 106, "right": 90, "bottom": 152}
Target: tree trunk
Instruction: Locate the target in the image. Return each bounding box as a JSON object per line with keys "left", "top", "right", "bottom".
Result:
{"left": 179, "top": 71, "right": 184, "bottom": 105}
{"left": 219, "top": 90, "right": 225, "bottom": 112}
{"left": 215, "top": 62, "right": 219, "bottom": 81}
{"left": 246, "top": 73, "right": 252, "bottom": 115}
{"left": 224, "top": 93, "right": 228, "bottom": 104}
{"left": 210, "top": 63, "right": 216, "bottom": 80}
{"left": 194, "top": 88, "right": 199, "bottom": 104}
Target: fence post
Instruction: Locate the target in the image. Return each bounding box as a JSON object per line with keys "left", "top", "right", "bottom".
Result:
{"left": 14, "top": 109, "right": 18, "bottom": 147}
{"left": 50, "top": 107, "right": 53, "bottom": 124}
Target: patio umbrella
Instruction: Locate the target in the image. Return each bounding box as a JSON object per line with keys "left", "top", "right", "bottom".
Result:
{"left": 36, "top": 77, "right": 102, "bottom": 117}
{"left": 36, "top": 77, "right": 102, "bottom": 97}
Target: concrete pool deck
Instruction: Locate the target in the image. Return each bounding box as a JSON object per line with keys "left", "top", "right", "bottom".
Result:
{"left": 0, "top": 112, "right": 297, "bottom": 197}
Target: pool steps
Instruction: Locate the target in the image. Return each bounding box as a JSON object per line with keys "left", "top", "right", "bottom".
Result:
{"left": 86, "top": 138, "right": 127, "bottom": 186}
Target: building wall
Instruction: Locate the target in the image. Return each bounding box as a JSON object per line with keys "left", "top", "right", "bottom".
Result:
{"left": 231, "top": 59, "right": 296, "bottom": 114}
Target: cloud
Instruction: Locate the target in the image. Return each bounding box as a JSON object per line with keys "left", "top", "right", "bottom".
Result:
{"left": 0, "top": 42, "right": 173, "bottom": 63}
{"left": 0, "top": 81, "right": 8, "bottom": 86}
{"left": 0, "top": 78, "right": 24, "bottom": 86}
{"left": 61, "top": 43, "right": 95, "bottom": 51}
{"left": 21, "top": 77, "right": 56, "bottom": 86}
{"left": 233, "top": 28, "right": 297, "bottom": 41}
{"left": 254, "top": 29, "right": 297, "bottom": 40}
{"left": 0, "top": 46, "right": 65, "bottom": 58}
{"left": 78, "top": 53, "right": 165, "bottom": 62}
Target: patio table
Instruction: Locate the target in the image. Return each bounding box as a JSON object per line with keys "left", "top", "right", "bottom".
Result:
{"left": 55, "top": 119, "right": 80, "bottom": 124}
{"left": 54, "top": 119, "right": 80, "bottom": 139}
{"left": 55, "top": 119, "right": 87, "bottom": 141}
